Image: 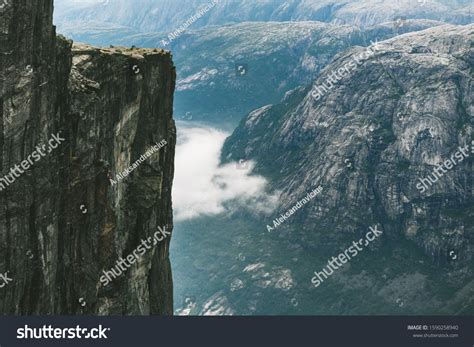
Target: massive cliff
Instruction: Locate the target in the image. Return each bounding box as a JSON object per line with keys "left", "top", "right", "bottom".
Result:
{"left": 223, "top": 24, "right": 474, "bottom": 313}
{"left": 0, "top": 0, "right": 176, "bottom": 315}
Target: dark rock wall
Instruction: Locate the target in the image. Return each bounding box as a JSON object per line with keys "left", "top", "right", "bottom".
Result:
{"left": 0, "top": 0, "right": 176, "bottom": 315}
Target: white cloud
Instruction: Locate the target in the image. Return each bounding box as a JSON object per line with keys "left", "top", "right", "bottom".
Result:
{"left": 173, "top": 124, "right": 279, "bottom": 221}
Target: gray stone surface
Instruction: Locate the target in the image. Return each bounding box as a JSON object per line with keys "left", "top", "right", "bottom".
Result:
{"left": 0, "top": 0, "right": 175, "bottom": 315}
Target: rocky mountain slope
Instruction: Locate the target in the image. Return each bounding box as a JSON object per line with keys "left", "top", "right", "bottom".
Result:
{"left": 0, "top": 0, "right": 175, "bottom": 315}
{"left": 54, "top": 0, "right": 473, "bottom": 34}
{"left": 222, "top": 24, "right": 474, "bottom": 313}
{"left": 170, "top": 20, "right": 444, "bottom": 125}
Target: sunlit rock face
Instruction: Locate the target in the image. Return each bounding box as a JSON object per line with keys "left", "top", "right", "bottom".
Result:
{"left": 0, "top": 0, "right": 176, "bottom": 315}
{"left": 223, "top": 25, "right": 473, "bottom": 311}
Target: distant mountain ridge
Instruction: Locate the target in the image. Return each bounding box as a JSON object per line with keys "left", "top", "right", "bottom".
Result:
{"left": 54, "top": 0, "right": 473, "bottom": 33}
{"left": 54, "top": 0, "right": 472, "bottom": 126}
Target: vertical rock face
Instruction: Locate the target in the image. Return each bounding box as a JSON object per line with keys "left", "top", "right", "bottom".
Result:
{"left": 0, "top": 0, "right": 176, "bottom": 315}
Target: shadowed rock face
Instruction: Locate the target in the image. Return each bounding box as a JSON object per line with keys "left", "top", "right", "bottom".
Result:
{"left": 223, "top": 24, "right": 473, "bottom": 311}
{"left": 0, "top": 0, "right": 175, "bottom": 315}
